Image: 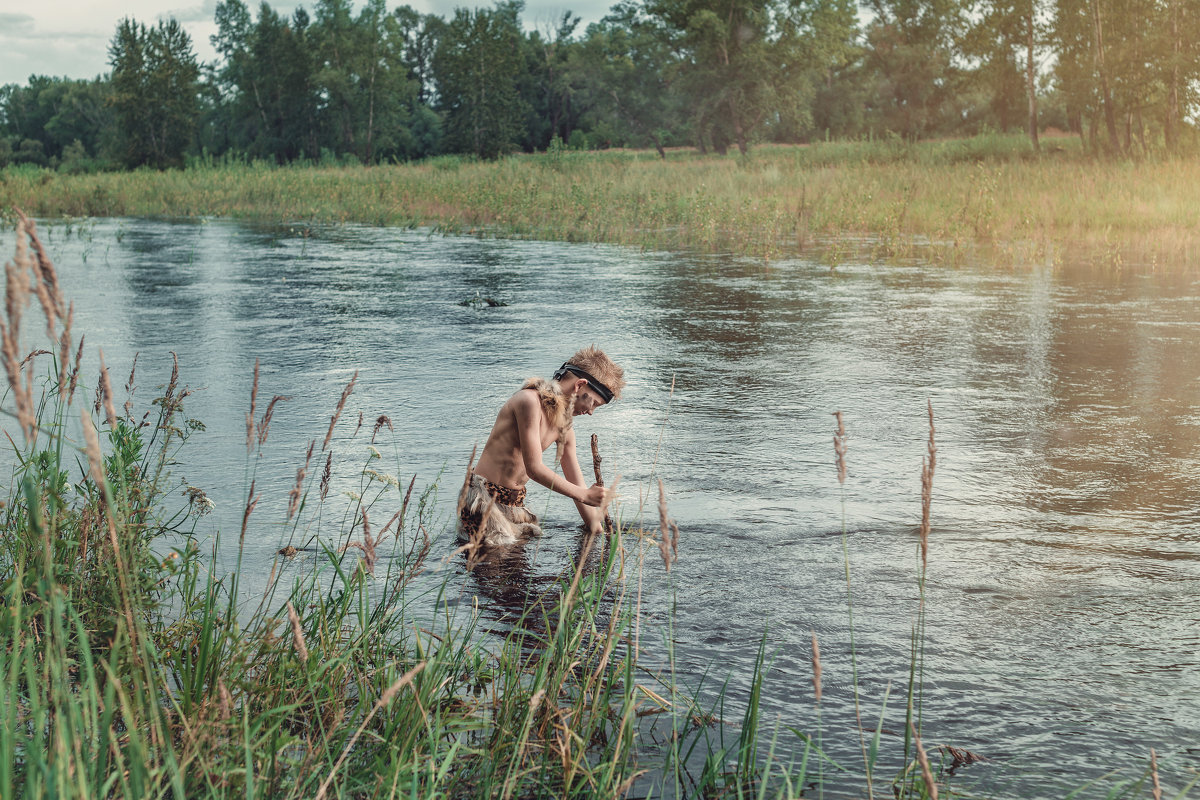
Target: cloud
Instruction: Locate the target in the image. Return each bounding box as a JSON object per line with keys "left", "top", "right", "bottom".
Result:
{"left": 164, "top": 0, "right": 219, "bottom": 24}
{"left": 0, "top": 37, "right": 111, "bottom": 84}
{"left": 0, "top": 13, "right": 35, "bottom": 32}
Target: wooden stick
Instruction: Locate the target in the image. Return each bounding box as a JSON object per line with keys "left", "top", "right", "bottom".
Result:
{"left": 590, "top": 433, "right": 604, "bottom": 486}
{"left": 591, "top": 434, "right": 615, "bottom": 532}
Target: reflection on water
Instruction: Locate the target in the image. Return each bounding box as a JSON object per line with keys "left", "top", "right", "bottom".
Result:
{"left": 459, "top": 529, "right": 617, "bottom": 641}
{"left": 6, "top": 218, "right": 1200, "bottom": 798}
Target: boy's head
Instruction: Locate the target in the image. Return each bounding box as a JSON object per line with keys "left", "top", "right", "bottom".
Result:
{"left": 553, "top": 346, "right": 626, "bottom": 410}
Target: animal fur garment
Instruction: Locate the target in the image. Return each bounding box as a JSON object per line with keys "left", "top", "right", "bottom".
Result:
{"left": 457, "top": 472, "right": 542, "bottom": 547}
{"left": 522, "top": 377, "right": 573, "bottom": 464}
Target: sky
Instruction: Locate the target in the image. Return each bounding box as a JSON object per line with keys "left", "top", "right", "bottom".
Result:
{"left": 0, "top": 0, "right": 614, "bottom": 86}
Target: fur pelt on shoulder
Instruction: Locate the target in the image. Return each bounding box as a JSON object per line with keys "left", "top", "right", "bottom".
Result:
{"left": 522, "top": 377, "right": 574, "bottom": 463}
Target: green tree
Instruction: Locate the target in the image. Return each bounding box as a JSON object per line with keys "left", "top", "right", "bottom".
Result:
{"left": 572, "top": 4, "right": 688, "bottom": 155}
{"left": 108, "top": 17, "right": 200, "bottom": 168}
{"left": 0, "top": 76, "right": 112, "bottom": 164}
{"left": 1158, "top": 0, "right": 1199, "bottom": 151}
{"left": 785, "top": 0, "right": 862, "bottom": 141}
{"left": 431, "top": 1, "right": 528, "bottom": 159}
{"left": 638, "top": 0, "right": 817, "bottom": 154}
{"left": 962, "top": 0, "right": 1045, "bottom": 146}
{"left": 519, "top": 13, "right": 583, "bottom": 150}
{"left": 210, "top": 0, "right": 320, "bottom": 161}
{"left": 862, "top": 0, "right": 966, "bottom": 140}
{"left": 391, "top": 5, "right": 441, "bottom": 105}
{"left": 312, "top": 0, "right": 361, "bottom": 156}
{"left": 1051, "top": 0, "right": 1198, "bottom": 154}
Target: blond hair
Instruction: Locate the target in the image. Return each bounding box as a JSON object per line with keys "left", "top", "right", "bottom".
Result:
{"left": 566, "top": 345, "right": 626, "bottom": 402}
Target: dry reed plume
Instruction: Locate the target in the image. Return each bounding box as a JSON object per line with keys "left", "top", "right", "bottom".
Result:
{"left": 919, "top": 400, "right": 937, "bottom": 568}
{"left": 287, "top": 440, "right": 315, "bottom": 520}
{"left": 3, "top": 216, "right": 38, "bottom": 442}
{"left": 322, "top": 371, "right": 357, "bottom": 451}
{"left": 810, "top": 632, "right": 822, "bottom": 704}
{"left": 286, "top": 601, "right": 309, "bottom": 661}
{"left": 656, "top": 478, "right": 679, "bottom": 572}
{"left": 240, "top": 478, "right": 259, "bottom": 544}
{"left": 56, "top": 303, "right": 73, "bottom": 402}
{"left": 98, "top": 349, "right": 117, "bottom": 427}
{"left": 319, "top": 451, "right": 332, "bottom": 500}
{"left": 340, "top": 508, "right": 377, "bottom": 574}
{"left": 246, "top": 358, "right": 259, "bottom": 451}
{"left": 123, "top": 351, "right": 137, "bottom": 418}
{"left": 257, "top": 394, "right": 288, "bottom": 447}
{"left": 79, "top": 405, "right": 106, "bottom": 493}
{"left": 371, "top": 413, "right": 393, "bottom": 443}
{"left": 833, "top": 411, "right": 847, "bottom": 484}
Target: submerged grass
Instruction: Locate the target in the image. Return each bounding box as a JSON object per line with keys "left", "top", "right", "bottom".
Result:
{"left": 3, "top": 133, "right": 1200, "bottom": 270}
{"left": 2, "top": 212, "right": 1193, "bottom": 799}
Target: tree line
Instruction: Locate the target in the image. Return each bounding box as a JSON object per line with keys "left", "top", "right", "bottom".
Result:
{"left": 2, "top": 0, "right": 1197, "bottom": 170}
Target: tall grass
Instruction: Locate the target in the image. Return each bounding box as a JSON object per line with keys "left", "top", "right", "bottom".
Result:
{"left": 4, "top": 133, "right": 1200, "bottom": 269}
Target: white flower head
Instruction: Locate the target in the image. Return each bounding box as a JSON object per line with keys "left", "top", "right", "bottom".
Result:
{"left": 367, "top": 445, "right": 382, "bottom": 460}
{"left": 343, "top": 490, "right": 362, "bottom": 502}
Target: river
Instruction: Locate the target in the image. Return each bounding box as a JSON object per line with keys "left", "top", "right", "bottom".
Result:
{"left": 7, "top": 217, "right": 1200, "bottom": 798}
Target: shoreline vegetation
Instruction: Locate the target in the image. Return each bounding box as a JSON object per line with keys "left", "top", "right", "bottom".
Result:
{"left": 4, "top": 133, "right": 1200, "bottom": 270}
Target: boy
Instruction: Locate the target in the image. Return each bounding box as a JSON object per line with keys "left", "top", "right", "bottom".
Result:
{"left": 458, "top": 346, "right": 626, "bottom": 546}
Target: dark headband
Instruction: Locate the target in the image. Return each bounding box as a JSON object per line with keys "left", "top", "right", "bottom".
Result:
{"left": 552, "top": 362, "right": 614, "bottom": 404}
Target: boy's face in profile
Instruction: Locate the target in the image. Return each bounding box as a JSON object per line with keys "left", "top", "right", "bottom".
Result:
{"left": 572, "top": 382, "right": 608, "bottom": 416}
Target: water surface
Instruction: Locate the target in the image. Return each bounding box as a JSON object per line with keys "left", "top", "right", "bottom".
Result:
{"left": 8, "top": 218, "right": 1200, "bottom": 798}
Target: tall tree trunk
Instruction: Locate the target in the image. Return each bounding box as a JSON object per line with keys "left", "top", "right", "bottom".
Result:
{"left": 1089, "top": 0, "right": 1120, "bottom": 153}
{"left": 1025, "top": 0, "right": 1039, "bottom": 152}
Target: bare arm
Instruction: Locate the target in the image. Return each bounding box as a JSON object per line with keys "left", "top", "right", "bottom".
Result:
{"left": 514, "top": 392, "right": 604, "bottom": 505}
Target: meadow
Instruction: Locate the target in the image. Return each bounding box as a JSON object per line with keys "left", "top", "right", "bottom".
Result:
{"left": 3, "top": 133, "right": 1200, "bottom": 269}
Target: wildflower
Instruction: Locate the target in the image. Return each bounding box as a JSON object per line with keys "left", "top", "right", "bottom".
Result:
{"left": 343, "top": 490, "right": 361, "bottom": 502}
{"left": 367, "top": 444, "right": 381, "bottom": 460}
{"left": 183, "top": 485, "right": 215, "bottom": 516}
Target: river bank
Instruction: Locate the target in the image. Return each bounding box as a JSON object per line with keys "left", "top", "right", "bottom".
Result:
{"left": 3, "top": 133, "right": 1199, "bottom": 269}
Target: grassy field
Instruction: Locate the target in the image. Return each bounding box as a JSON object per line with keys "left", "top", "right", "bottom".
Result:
{"left": 3, "top": 133, "right": 1200, "bottom": 269}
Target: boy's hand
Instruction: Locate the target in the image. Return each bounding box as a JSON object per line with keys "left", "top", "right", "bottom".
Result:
{"left": 580, "top": 483, "right": 608, "bottom": 507}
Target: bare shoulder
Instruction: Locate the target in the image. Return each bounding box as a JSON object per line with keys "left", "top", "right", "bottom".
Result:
{"left": 508, "top": 386, "right": 540, "bottom": 415}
